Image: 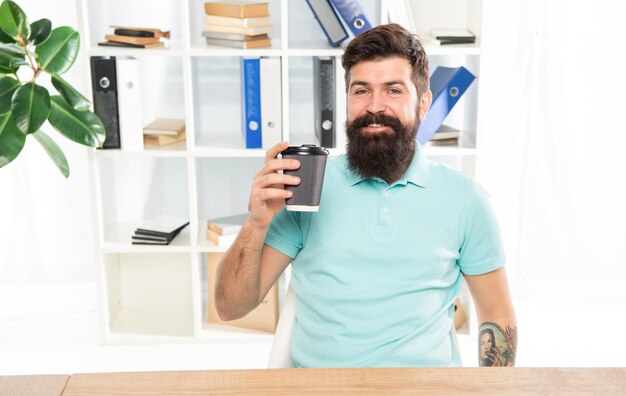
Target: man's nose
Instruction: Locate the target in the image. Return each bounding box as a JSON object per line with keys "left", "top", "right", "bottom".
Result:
{"left": 366, "top": 92, "right": 386, "bottom": 114}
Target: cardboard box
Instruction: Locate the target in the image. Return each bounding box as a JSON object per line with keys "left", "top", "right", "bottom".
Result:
{"left": 207, "top": 253, "right": 279, "bottom": 333}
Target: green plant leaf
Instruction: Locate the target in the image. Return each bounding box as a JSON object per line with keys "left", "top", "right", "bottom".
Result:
{"left": 0, "top": 112, "right": 26, "bottom": 168}
{"left": 51, "top": 74, "right": 90, "bottom": 111}
{"left": 11, "top": 82, "right": 51, "bottom": 134}
{"left": 0, "top": 44, "right": 21, "bottom": 74}
{"left": 0, "top": 26, "right": 16, "bottom": 43}
{"left": 29, "top": 18, "right": 51, "bottom": 45}
{"left": 0, "top": 42, "right": 25, "bottom": 56}
{"left": 0, "top": 75, "right": 19, "bottom": 113}
{"left": 0, "top": 1, "right": 30, "bottom": 42}
{"left": 34, "top": 26, "right": 79, "bottom": 75}
{"left": 48, "top": 95, "right": 105, "bottom": 147}
{"left": 32, "top": 129, "right": 69, "bottom": 177}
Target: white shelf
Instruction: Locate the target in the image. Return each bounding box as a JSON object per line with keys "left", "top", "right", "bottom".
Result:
{"left": 82, "top": 0, "right": 486, "bottom": 345}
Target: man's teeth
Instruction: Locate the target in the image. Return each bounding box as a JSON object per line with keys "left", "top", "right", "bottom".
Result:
{"left": 369, "top": 124, "right": 383, "bottom": 127}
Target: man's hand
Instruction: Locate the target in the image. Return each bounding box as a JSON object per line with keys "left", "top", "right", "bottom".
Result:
{"left": 248, "top": 141, "right": 301, "bottom": 229}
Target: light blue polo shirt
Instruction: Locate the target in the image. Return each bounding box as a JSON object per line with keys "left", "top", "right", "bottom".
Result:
{"left": 265, "top": 147, "right": 505, "bottom": 367}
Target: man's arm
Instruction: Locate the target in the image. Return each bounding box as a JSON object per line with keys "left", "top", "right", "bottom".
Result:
{"left": 214, "top": 142, "right": 300, "bottom": 321}
{"left": 464, "top": 267, "right": 518, "bottom": 366}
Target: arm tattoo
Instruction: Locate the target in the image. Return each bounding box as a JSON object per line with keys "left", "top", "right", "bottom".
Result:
{"left": 478, "top": 322, "right": 517, "bottom": 367}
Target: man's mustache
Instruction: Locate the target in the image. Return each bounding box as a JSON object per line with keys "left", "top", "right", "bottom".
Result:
{"left": 350, "top": 113, "right": 404, "bottom": 132}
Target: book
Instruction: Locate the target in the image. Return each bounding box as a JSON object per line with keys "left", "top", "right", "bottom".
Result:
{"left": 143, "top": 131, "right": 186, "bottom": 146}
{"left": 304, "top": 0, "right": 348, "bottom": 47}
{"left": 207, "top": 213, "right": 248, "bottom": 235}
{"left": 135, "top": 217, "right": 189, "bottom": 236}
{"left": 206, "top": 228, "right": 238, "bottom": 247}
{"left": 132, "top": 217, "right": 189, "bottom": 245}
{"left": 259, "top": 57, "right": 282, "bottom": 148}
{"left": 430, "top": 124, "right": 461, "bottom": 140}
{"left": 204, "top": 1, "right": 270, "bottom": 18}
{"left": 143, "top": 118, "right": 185, "bottom": 136}
{"left": 110, "top": 25, "right": 171, "bottom": 39}
{"left": 202, "top": 31, "right": 268, "bottom": 41}
{"left": 104, "top": 34, "right": 161, "bottom": 46}
{"left": 97, "top": 41, "right": 165, "bottom": 49}
{"left": 313, "top": 57, "right": 335, "bottom": 148}
{"left": 241, "top": 57, "right": 262, "bottom": 149}
{"left": 424, "top": 137, "right": 458, "bottom": 147}
{"left": 430, "top": 29, "right": 475, "bottom": 40}
{"left": 204, "top": 14, "right": 271, "bottom": 28}
{"left": 328, "top": 0, "right": 372, "bottom": 37}
{"left": 205, "top": 37, "right": 272, "bottom": 49}
{"left": 416, "top": 66, "right": 475, "bottom": 144}
{"left": 203, "top": 24, "right": 273, "bottom": 36}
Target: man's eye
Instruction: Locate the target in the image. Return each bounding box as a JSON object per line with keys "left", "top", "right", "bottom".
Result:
{"left": 354, "top": 89, "right": 368, "bottom": 95}
{"left": 388, "top": 88, "right": 401, "bottom": 94}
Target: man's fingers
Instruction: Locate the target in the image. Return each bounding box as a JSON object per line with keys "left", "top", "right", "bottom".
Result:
{"left": 265, "top": 141, "right": 289, "bottom": 162}
{"left": 251, "top": 188, "right": 293, "bottom": 203}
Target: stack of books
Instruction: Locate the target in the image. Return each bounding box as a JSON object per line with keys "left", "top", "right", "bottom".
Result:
{"left": 424, "top": 125, "right": 461, "bottom": 147}
{"left": 202, "top": 1, "right": 273, "bottom": 49}
{"left": 206, "top": 213, "right": 248, "bottom": 246}
{"left": 143, "top": 118, "right": 186, "bottom": 147}
{"left": 428, "top": 29, "right": 476, "bottom": 46}
{"left": 99, "top": 26, "right": 170, "bottom": 48}
{"left": 132, "top": 217, "right": 189, "bottom": 245}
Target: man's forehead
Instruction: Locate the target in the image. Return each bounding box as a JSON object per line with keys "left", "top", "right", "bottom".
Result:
{"left": 349, "top": 57, "right": 413, "bottom": 84}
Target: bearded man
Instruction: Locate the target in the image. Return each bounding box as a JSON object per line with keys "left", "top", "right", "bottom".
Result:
{"left": 215, "top": 24, "right": 517, "bottom": 368}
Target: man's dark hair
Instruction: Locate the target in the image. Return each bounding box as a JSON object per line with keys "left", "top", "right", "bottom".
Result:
{"left": 341, "top": 23, "right": 430, "bottom": 98}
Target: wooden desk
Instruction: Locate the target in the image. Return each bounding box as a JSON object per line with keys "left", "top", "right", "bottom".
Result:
{"left": 62, "top": 368, "right": 626, "bottom": 395}
{"left": 0, "top": 375, "right": 69, "bottom": 396}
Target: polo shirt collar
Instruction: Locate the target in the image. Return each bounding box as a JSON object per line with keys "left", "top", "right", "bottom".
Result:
{"left": 345, "top": 144, "right": 430, "bottom": 187}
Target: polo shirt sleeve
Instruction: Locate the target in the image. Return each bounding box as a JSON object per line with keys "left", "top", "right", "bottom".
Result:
{"left": 457, "top": 184, "right": 506, "bottom": 275}
{"left": 264, "top": 208, "right": 303, "bottom": 259}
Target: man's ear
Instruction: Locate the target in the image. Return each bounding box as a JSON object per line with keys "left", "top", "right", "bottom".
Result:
{"left": 418, "top": 89, "right": 433, "bottom": 122}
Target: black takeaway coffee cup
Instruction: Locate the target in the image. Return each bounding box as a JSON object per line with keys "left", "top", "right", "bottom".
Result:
{"left": 281, "top": 144, "right": 329, "bottom": 212}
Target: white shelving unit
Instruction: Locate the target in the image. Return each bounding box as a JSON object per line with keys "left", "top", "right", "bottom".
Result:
{"left": 76, "top": 0, "right": 486, "bottom": 344}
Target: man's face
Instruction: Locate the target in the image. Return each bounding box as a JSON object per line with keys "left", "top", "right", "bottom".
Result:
{"left": 344, "top": 57, "right": 430, "bottom": 181}
{"left": 347, "top": 56, "right": 422, "bottom": 131}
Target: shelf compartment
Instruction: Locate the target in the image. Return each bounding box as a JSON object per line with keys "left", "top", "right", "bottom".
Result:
{"left": 85, "top": 0, "right": 184, "bottom": 51}
{"left": 195, "top": 157, "right": 263, "bottom": 248}
{"left": 96, "top": 156, "right": 190, "bottom": 248}
{"left": 187, "top": 0, "right": 283, "bottom": 52}
{"left": 287, "top": 0, "right": 381, "bottom": 50}
{"left": 103, "top": 253, "right": 194, "bottom": 338}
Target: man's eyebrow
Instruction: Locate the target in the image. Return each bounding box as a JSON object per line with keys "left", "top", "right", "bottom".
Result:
{"left": 349, "top": 80, "right": 408, "bottom": 88}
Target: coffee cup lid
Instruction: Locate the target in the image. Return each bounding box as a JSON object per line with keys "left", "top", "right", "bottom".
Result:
{"left": 281, "top": 144, "right": 329, "bottom": 156}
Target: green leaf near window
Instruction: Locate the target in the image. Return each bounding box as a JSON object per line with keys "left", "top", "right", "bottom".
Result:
{"left": 0, "top": 112, "right": 26, "bottom": 168}
{"left": 11, "top": 82, "right": 50, "bottom": 134}
{"left": 48, "top": 96, "right": 105, "bottom": 147}
{"left": 32, "top": 129, "right": 69, "bottom": 177}
{"left": 34, "top": 26, "right": 79, "bottom": 75}
{"left": 0, "top": 0, "right": 30, "bottom": 42}
{"left": 29, "top": 18, "right": 51, "bottom": 45}
{"left": 51, "top": 74, "right": 90, "bottom": 111}
{"left": 0, "top": 75, "right": 20, "bottom": 113}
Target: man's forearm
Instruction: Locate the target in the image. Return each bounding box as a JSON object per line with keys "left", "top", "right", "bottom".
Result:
{"left": 478, "top": 320, "right": 518, "bottom": 367}
{"left": 214, "top": 220, "right": 268, "bottom": 321}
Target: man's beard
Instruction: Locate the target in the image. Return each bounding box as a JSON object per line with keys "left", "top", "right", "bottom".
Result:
{"left": 346, "top": 112, "right": 418, "bottom": 182}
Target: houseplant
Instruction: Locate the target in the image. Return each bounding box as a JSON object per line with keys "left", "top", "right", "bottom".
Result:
{"left": 0, "top": 0, "right": 105, "bottom": 178}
